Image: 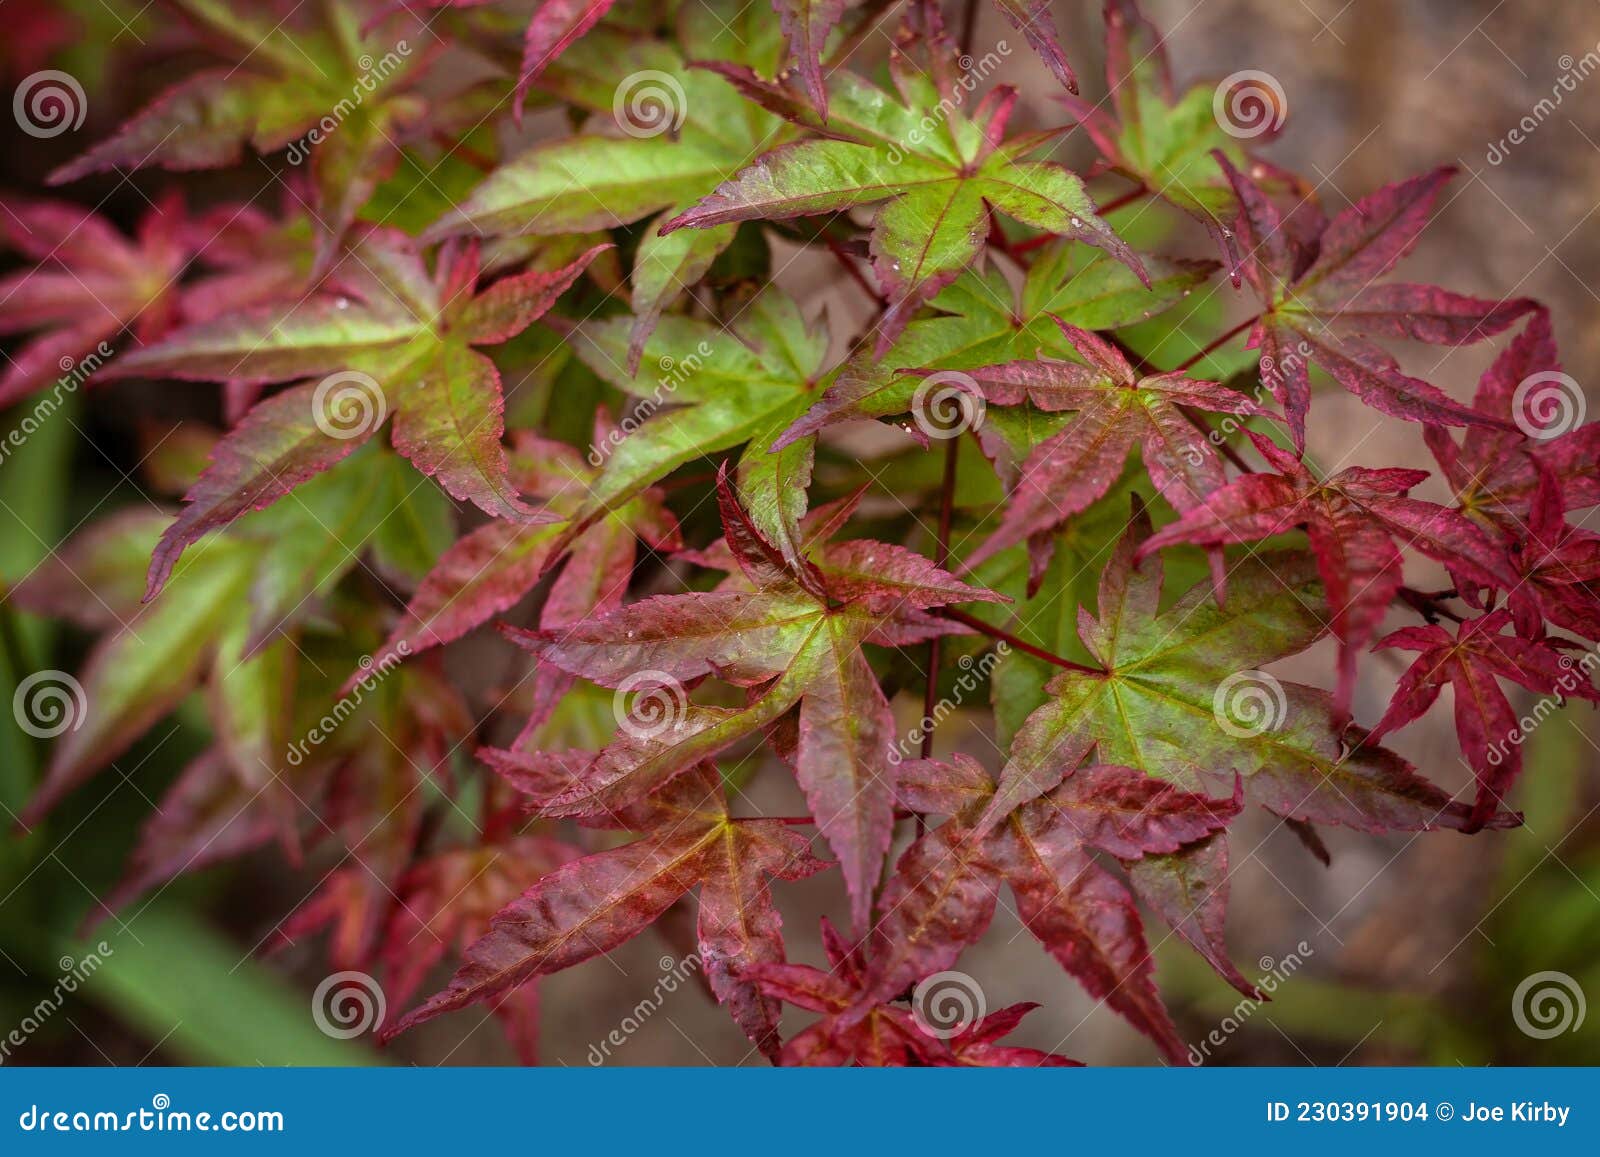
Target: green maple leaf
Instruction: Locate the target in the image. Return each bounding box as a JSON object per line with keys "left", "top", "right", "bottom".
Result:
{"left": 13, "top": 441, "right": 438, "bottom": 830}
{"left": 425, "top": 16, "right": 793, "bottom": 367}
{"left": 109, "top": 230, "right": 605, "bottom": 597}
{"left": 484, "top": 476, "right": 1005, "bottom": 931}
{"left": 987, "top": 509, "right": 1513, "bottom": 836}
{"left": 777, "top": 243, "right": 1214, "bottom": 450}
{"left": 661, "top": 28, "right": 1147, "bottom": 348}
{"left": 1061, "top": 0, "right": 1277, "bottom": 265}
{"left": 567, "top": 289, "right": 828, "bottom": 565}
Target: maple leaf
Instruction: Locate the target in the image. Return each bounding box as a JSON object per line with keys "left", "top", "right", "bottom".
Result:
{"left": 385, "top": 764, "right": 826, "bottom": 1060}
{"left": 369, "top": 823, "right": 584, "bottom": 1063}
{"left": 775, "top": 243, "right": 1215, "bottom": 447}
{"left": 0, "top": 194, "right": 189, "bottom": 407}
{"left": 108, "top": 232, "right": 606, "bottom": 592}
{"left": 993, "top": 509, "right": 1518, "bottom": 839}
{"left": 1424, "top": 308, "right": 1600, "bottom": 535}
{"left": 950, "top": 318, "right": 1268, "bottom": 574}
{"left": 11, "top": 442, "right": 436, "bottom": 830}
{"left": 565, "top": 289, "right": 827, "bottom": 562}
{"left": 1500, "top": 469, "right": 1600, "bottom": 643}
{"left": 868, "top": 753, "right": 1240, "bottom": 1062}
{"left": 484, "top": 471, "right": 1004, "bottom": 930}
{"left": 746, "top": 915, "right": 1078, "bottom": 1066}
{"left": 50, "top": 0, "right": 451, "bottom": 249}
{"left": 422, "top": 19, "right": 793, "bottom": 367}
{"left": 661, "top": 7, "right": 1145, "bottom": 348}
{"left": 1218, "top": 156, "right": 1536, "bottom": 448}
{"left": 1369, "top": 610, "right": 1600, "bottom": 833}
{"left": 1138, "top": 430, "right": 1518, "bottom": 709}
{"left": 1058, "top": 0, "right": 1295, "bottom": 269}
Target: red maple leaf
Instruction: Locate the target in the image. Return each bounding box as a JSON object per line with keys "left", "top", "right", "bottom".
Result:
{"left": 1138, "top": 430, "right": 1517, "bottom": 709}
{"left": 1369, "top": 610, "right": 1600, "bottom": 832}
{"left": 1218, "top": 155, "right": 1535, "bottom": 448}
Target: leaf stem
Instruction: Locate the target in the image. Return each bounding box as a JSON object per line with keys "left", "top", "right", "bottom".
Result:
{"left": 1171, "top": 314, "right": 1261, "bottom": 374}
{"left": 939, "top": 608, "right": 1101, "bottom": 675}
{"left": 960, "top": 0, "right": 980, "bottom": 55}
{"left": 774, "top": 809, "right": 918, "bottom": 826}
{"left": 825, "top": 0, "right": 900, "bottom": 68}
{"left": 1398, "top": 586, "right": 1465, "bottom": 623}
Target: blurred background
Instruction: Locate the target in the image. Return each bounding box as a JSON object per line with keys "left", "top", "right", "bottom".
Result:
{"left": 0, "top": 0, "right": 1597, "bottom": 1066}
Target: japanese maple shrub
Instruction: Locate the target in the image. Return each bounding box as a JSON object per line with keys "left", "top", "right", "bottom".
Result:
{"left": 4, "top": 0, "right": 1597, "bottom": 1066}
